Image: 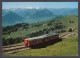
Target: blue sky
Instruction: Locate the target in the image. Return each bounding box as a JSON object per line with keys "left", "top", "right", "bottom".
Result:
{"left": 2, "top": 2, "right": 78, "bottom": 9}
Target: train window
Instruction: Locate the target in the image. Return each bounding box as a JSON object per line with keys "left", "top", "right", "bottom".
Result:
{"left": 49, "top": 37, "right": 50, "bottom": 39}
{"left": 40, "top": 38, "right": 42, "bottom": 41}
{"left": 41, "top": 39, "right": 43, "bottom": 41}
{"left": 33, "top": 40, "right": 34, "bottom": 43}
{"left": 26, "top": 40, "right": 28, "bottom": 43}
{"left": 35, "top": 39, "right": 36, "bottom": 42}
{"left": 33, "top": 40, "right": 35, "bottom": 43}
{"left": 35, "top": 39, "right": 37, "bottom": 42}
{"left": 39, "top": 39, "right": 41, "bottom": 41}
{"left": 38, "top": 39, "right": 40, "bottom": 42}
{"left": 50, "top": 36, "right": 52, "bottom": 38}
{"left": 36, "top": 39, "right": 38, "bottom": 42}
{"left": 34, "top": 40, "right": 36, "bottom": 43}
{"left": 42, "top": 38, "right": 44, "bottom": 41}
{"left": 30, "top": 40, "right": 32, "bottom": 43}
{"left": 30, "top": 41, "right": 31, "bottom": 43}
{"left": 31, "top": 40, "right": 33, "bottom": 43}
{"left": 30, "top": 40, "right": 31, "bottom": 43}
{"left": 46, "top": 37, "right": 47, "bottom": 39}
{"left": 47, "top": 37, "right": 49, "bottom": 39}
{"left": 39, "top": 39, "right": 40, "bottom": 41}
{"left": 41, "top": 39, "right": 42, "bottom": 41}
{"left": 37, "top": 39, "right": 41, "bottom": 42}
{"left": 55, "top": 35, "right": 57, "bottom": 36}
{"left": 48, "top": 37, "right": 49, "bottom": 39}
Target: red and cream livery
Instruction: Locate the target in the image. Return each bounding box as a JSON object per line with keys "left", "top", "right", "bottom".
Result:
{"left": 24, "top": 33, "right": 59, "bottom": 47}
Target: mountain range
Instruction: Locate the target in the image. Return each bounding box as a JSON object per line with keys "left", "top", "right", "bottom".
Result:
{"left": 2, "top": 8, "right": 78, "bottom": 27}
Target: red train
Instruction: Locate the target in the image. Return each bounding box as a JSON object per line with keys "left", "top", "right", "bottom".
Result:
{"left": 24, "top": 33, "right": 59, "bottom": 47}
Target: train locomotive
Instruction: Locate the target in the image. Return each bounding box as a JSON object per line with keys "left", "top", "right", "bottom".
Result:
{"left": 24, "top": 33, "right": 59, "bottom": 47}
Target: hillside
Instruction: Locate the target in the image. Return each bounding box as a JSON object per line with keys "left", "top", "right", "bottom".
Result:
{"left": 29, "top": 9, "right": 54, "bottom": 18}
{"left": 2, "top": 11, "right": 24, "bottom": 27}
{"left": 2, "top": 14, "right": 78, "bottom": 56}
{"left": 48, "top": 8, "right": 78, "bottom": 16}
{"left": 3, "top": 33, "right": 78, "bottom": 56}
{"left": 2, "top": 15, "right": 78, "bottom": 46}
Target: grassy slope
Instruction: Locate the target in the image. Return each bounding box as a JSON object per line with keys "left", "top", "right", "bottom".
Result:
{"left": 3, "top": 15, "right": 78, "bottom": 39}
{"left": 3, "top": 34, "right": 78, "bottom": 56}
{"left": 3, "top": 15, "right": 78, "bottom": 56}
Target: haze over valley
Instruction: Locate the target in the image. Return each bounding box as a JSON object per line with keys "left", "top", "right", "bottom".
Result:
{"left": 2, "top": 8, "right": 78, "bottom": 27}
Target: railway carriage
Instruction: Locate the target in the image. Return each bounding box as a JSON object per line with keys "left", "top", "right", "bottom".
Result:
{"left": 24, "top": 33, "right": 59, "bottom": 47}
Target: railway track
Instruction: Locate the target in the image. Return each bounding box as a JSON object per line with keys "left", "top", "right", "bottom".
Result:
{"left": 3, "top": 44, "right": 24, "bottom": 48}
{"left": 2, "top": 32, "right": 71, "bottom": 54}
{"left": 2, "top": 44, "right": 31, "bottom": 54}
{"left": 59, "top": 32, "right": 71, "bottom": 38}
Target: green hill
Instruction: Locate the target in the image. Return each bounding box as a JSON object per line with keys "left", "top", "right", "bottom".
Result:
{"left": 2, "top": 15, "right": 78, "bottom": 56}
{"left": 2, "top": 15, "right": 78, "bottom": 46}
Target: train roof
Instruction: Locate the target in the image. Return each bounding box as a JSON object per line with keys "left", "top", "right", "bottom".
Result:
{"left": 46, "top": 33, "right": 58, "bottom": 37}
{"left": 27, "top": 33, "right": 58, "bottom": 40}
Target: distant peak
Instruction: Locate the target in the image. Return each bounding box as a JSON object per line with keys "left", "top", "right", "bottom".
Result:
{"left": 23, "top": 7, "right": 40, "bottom": 9}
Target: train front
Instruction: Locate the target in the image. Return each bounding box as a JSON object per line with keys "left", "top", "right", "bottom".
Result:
{"left": 24, "top": 39, "right": 30, "bottom": 47}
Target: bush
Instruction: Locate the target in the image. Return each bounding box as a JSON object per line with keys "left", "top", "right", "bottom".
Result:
{"left": 3, "top": 37, "right": 7, "bottom": 46}
{"left": 3, "top": 37, "right": 24, "bottom": 46}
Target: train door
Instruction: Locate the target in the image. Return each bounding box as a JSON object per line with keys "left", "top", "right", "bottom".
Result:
{"left": 25, "top": 40, "right": 29, "bottom": 46}
{"left": 43, "top": 37, "right": 47, "bottom": 42}
{"left": 27, "top": 40, "right": 30, "bottom": 47}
